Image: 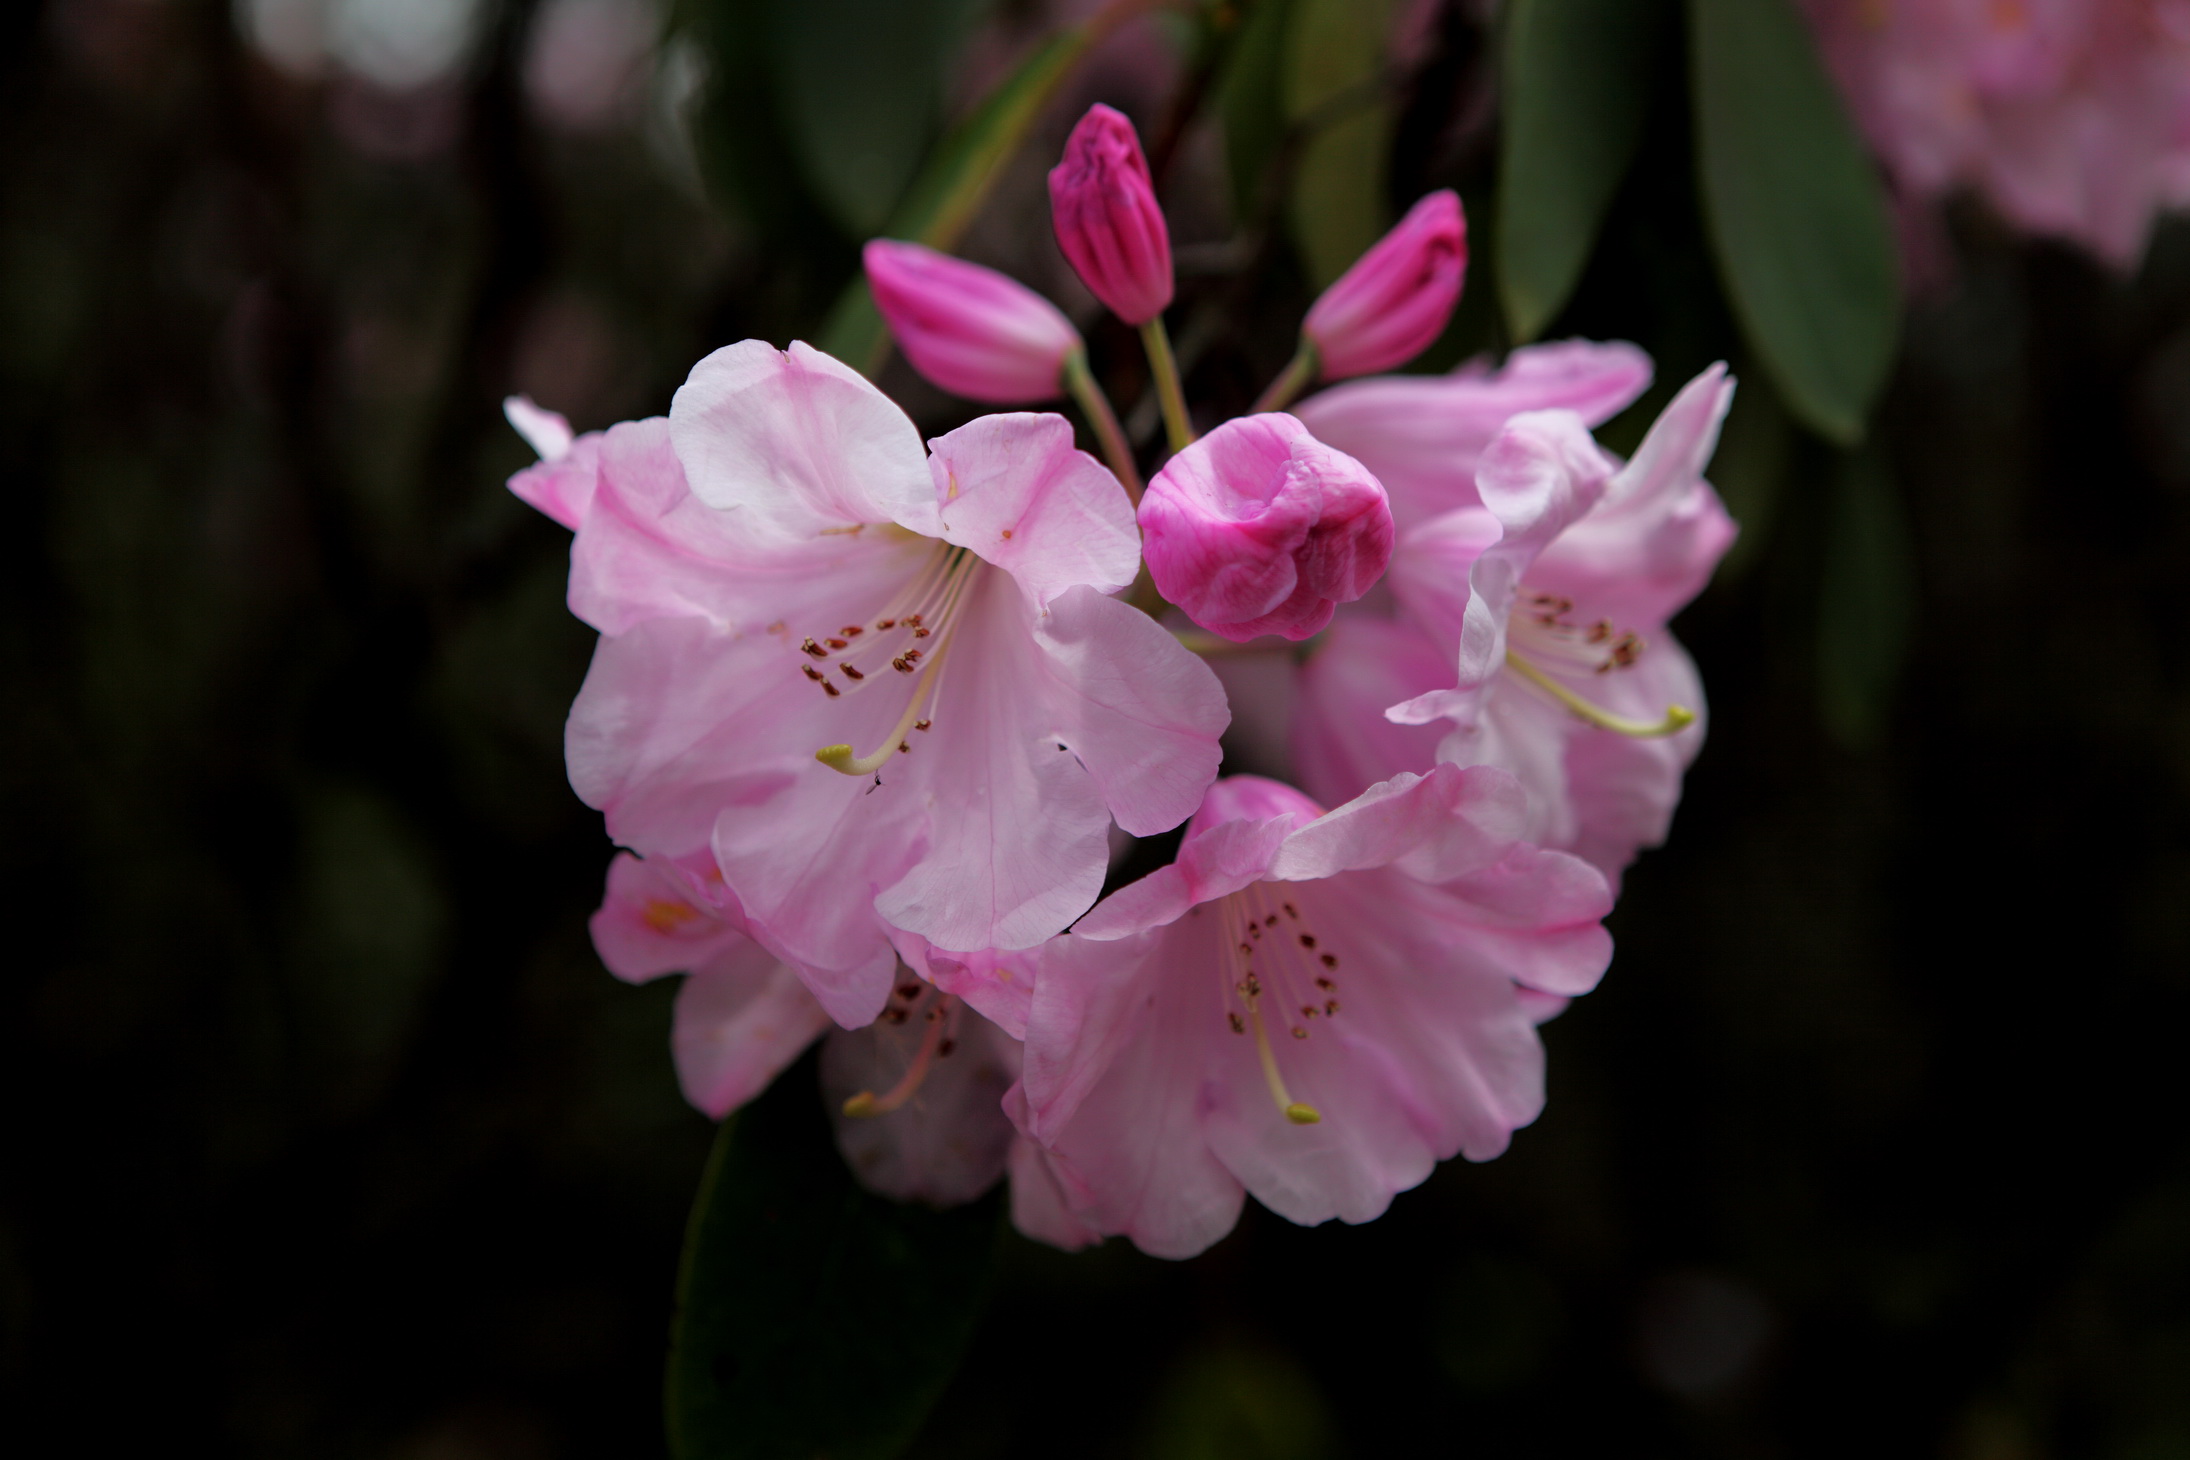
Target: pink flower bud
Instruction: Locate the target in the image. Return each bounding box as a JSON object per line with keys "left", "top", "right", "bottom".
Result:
{"left": 1048, "top": 103, "right": 1174, "bottom": 326}
{"left": 863, "top": 239, "right": 1082, "bottom": 404}
{"left": 1139, "top": 414, "right": 1394, "bottom": 642}
{"left": 1302, "top": 190, "right": 1467, "bottom": 380}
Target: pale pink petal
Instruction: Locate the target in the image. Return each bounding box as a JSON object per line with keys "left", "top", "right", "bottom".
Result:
{"left": 1292, "top": 615, "right": 1451, "bottom": 808}
{"left": 1386, "top": 412, "right": 1610, "bottom": 727}
{"left": 508, "top": 427, "right": 602, "bottom": 530}
{"left": 1270, "top": 763, "right": 1528, "bottom": 885}
{"left": 1294, "top": 339, "right": 1653, "bottom": 529}
{"left": 1525, "top": 364, "right": 1738, "bottom": 629}
{"left": 1026, "top": 585, "right": 1230, "bottom": 838}
{"left": 669, "top": 339, "right": 933, "bottom": 541}
{"left": 588, "top": 851, "right": 749, "bottom": 985}
{"left": 671, "top": 954, "right": 833, "bottom": 1118}
{"left": 1538, "top": 633, "right": 1706, "bottom": 886}
{"left": 505, "top": 394, "right": 575, "bottom": 461}
{"left": 926, "top": 413, "right": 1140, "bottom": 604}
{"left": 823, "top": 999, "right": 1018, "bottom": 1206}
{"left": 891, "top": 929, "right": 1040, "bottom": 1039}
{"left": 1007, "top": 1132, "right": 1103, "bottom": 1250}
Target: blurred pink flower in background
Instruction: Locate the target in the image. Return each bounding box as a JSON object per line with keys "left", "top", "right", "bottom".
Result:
{"left": 863, "top": 240, "right": 1083, "bottom": 403}
{"left": 1014, "top": 769, "right": 1614, "bottom": 1259}
{"left": 1049, "top": 103, "right": 1173, "bottom": 324}
{"left": 1801, "top": 0, "right": 2190, "bottom": 266}
{"left": 1302, "top": 190, "right": 1469, "bottom": 381}
{"left": 1138, "top": 414, "right": 1394, "bottom": 643}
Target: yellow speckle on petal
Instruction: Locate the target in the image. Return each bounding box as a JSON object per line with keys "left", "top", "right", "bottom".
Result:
{"left": 642, "top": 899, "right": 701, "bottom": 934}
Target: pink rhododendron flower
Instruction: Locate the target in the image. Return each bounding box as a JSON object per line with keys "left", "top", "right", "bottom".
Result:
{"left": 1138, "top": 413, "right": 1394, "bottom": 643}
{"left": 863, "top": 240, "right": 1082, "bottom": 404}
{"left": 1801, "top": 0, "right": 2190, "bottom": 265}
{"left": 593, "top": 850, "right": 1097, "bottom": 1246}
{"left": 1013, "top": 768, "right": 1614, "bottom": 1259}
{"left": 1049, "top": 103, "right": 1173, "bottom": 325}
{"left": 505, "top": 342, "right": 1228, "bottom": 1028}
{"left": 1302, "top": 189, "right": 1468, "bottom": 380}
{"left": 1294, "top": 339, "right": 1654, "bottom": 532}
{"left": 1293, "top": 366, "right": 1738, "bottom": 884}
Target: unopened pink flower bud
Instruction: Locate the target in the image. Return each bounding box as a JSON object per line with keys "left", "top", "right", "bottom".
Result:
{"left": 864, "top": 240, "right": 1082, "bottom": 404}
{"left": 1139, "top": 414, "right": 1393, "bottom": 642}
{"left": 1048, "top": 104, "right": 1173, "bottom": 326}
{"left": 1303, "top": 190, "right": 1467, "bottom": 380}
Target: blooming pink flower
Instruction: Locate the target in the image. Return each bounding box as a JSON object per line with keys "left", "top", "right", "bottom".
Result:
{"left": 593, "top": 850, "right": 1098, "bottom": 1245}
{"left": 1138, "top": 414, "right": 1394, "bottom": 643}
{"left": 1293, "top": 339, "right": 1654, "bottom": 532}
{"left": 863, "top": 240, "right": 1083, "bottom": 404}
{"left": 1013, "top": 768, "right": 1614, "bottom": 1259}
{"left": 1800, "top": 0, "right": 2190, "bottom": 266}
{"left": 1048, "top": 103, "right": 1174, "bottom": 325}
{"left": 1293, "top": 366, "right": 1738, "bottom": 884}
{"left": 1303, "top": 190, "right": 1468, "bottom": 380}
{"left": 514, "top": 342, "right": 1228, "bottom": 1028}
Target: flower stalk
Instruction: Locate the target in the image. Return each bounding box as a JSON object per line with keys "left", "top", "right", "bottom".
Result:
{"left": 1139, "top": 316, "right": 1194, "bottom": 453}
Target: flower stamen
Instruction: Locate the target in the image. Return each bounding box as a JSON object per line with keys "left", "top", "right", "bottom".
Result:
{"left": 1504, "top": 648, "right": 1696, "bottom": 738}
{"left": 842, "top": 991, "right": 955, "bottom": 1118}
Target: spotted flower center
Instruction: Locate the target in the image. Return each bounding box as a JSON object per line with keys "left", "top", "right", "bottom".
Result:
{"left": 1501, "top": 586, "right": 1695, "bottom": 739}
{"left": 1218, "top": 882, "right": 1342, "bottom": 1126}
{"left": 801, "top": 544, "right": 986, "bottom": 777}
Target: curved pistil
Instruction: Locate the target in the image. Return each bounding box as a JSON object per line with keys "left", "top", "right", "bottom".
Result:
{"left": 1505, "top": 649, "right": 1696, "bottom": 738}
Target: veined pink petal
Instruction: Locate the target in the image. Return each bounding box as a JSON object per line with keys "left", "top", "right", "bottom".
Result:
{"left": 927, "top": 413, "right": 1140, "bottom": 605}
{"left": 589, "top": 850, "right": 750, "bottom": 985}
{"left": 1292, "top": 614, "right": 1452, "bottom": 810}
{"left": 1007, "top": 1127, "right": 1103, "bottom": 1250}
{"left": 670, "top": 339, "right": 934, "bottom": 541}
{"left": 1295, "top": 339, "right": 1653, "bottom": 529}
{"left": 672, "top": 955, "right": 833, "bottom": 1118}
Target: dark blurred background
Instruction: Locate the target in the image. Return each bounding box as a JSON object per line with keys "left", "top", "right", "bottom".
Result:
{"left": 4, "top": 0, "right": 2188, "bottom": 1455}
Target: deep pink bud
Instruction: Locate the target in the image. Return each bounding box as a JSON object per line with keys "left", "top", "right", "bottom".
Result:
{"left": 1138, "top": 414, "right": 1394, "bottom": 643}
{"left": 1302, "top": 190, "right": 1467, "bottom": 380}
{"left": 864, "top": 239, "right": 1081, "bottom": 404}
{"left": 1048, "top": 104, "right": 1174, "bottom": 326}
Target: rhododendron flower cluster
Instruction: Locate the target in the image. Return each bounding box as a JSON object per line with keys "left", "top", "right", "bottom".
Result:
{"left": 1801, "top": 0, "right": 2190, "bottom": 266}
{"left": 504, "top": 104, "right": 1738, "bottom": 1258}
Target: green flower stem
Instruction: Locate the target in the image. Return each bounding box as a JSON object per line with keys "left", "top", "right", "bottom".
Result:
{"left": 1063, "top": 348, "right": 1141, "bottom": 502}
{"left": 1138, "top": 316, "right": 1195, "bottom": 454}
{"left": 1250, "top": 338, "right": 1319, "bottom": 415}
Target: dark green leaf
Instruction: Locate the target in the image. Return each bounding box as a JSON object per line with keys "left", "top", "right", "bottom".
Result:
{"left": 1689, "top": 0, "right": 1899, "bottom": 444}
{"left": 1495, "top": 0, "right": 1670, "bottom": 342}
{"left": 815, "top": 13, "right": 1116, "bottom": 370}
{"left": 772, "top": 0, "right": 979, "bottom": 237}
{"left": 1142, "top": 1340, "right": 1338, "bottom": 1460}
{"left": 1284, "top": 0, "right": 1399, "bottom": 288}
{"left": 1707, "top": 364, "right": 1795, "bottom": 582}
{"left": 1216, "top": 0, "right": 1298, "bottom": 225}
{"left": 665, "top": 1058, "right": 999, "bottom": 1460}
{"left": 1815, "top": 446, "right": 1915, "bottom": 747}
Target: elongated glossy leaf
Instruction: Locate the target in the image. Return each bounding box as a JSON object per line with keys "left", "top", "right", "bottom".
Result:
{"left": 1284, "top": 0, "right": 1399, "bottom": 288}
{"left": 665, "top": 1060, "right": 999, "bottom": 1460}
{"left": 817, "top": 1, "right": 1149, "bottom": 371}
{"left": 1689, "top": 0, "right": 1898, "bottom": 444}
{"left": 1815, "top": 446, "right": 1915, "bottom": 747}
{"left": 1495, "top": 0, "right": 1669, "bottom": 342}
{"left": 1217, "top": 0, "right": 1297, "bottom": 224}
{"left": 773, "top": 0, "right": 971, "bottom": 237}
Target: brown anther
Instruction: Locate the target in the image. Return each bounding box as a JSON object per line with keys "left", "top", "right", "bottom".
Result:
{"left": 1298, "top": 934, "right": 1317, "bottom": 950}
{"left": 1320, "top": 954, "right": 1338, "bottom": 969}
{"left": 1290, "top": 1026, "right": 1308, "bottom": 1040}
{"left": 1300, "top": 1006, "right": 1318, "bottom": 1019}
{"left": 883, "top": 1007, "right": 908, "bottom": 1024}
{"left": 892, "top": 657, "right": 912, "bottom": 673}
{"left": 1235, "top": 980, "right": 1251, "bottom": 997}
{"left": 898, "top": 742, "right": 909, "bottom": 754}
{"left": 937, "top": 1038, "right": 957, "bottom": 1057}
{"left": 1000, "top": 528, "right": 1013, "bottom": 540}
{"left": 826, "top": 637, "right": 849, "bottom": 650}
{"left": 1244, "top": 976, "right": 1261, "bottom": 997}
{"left": 1325, "top": 999, "right": 1340, "bottom": 1015}
{"left": 1228, "top": 1013, "right": 1246, "bottom": 1034}
{"left": 841, "top": 664, "right": 865, "bottom": 681}
{"left": 905, "top": 614, "right": 923, "bottom": 627}
{"left": 912, "top": 627, "right": 931, "bottom": 638}
{"left": 1282, "top": 902, "right": 1298, "bottom": 919}
{"left": 876, "top": 618, "right": 897, "bottom": 630}
{"left": 914, "top": 719, "right": 932, "bottom": 732}
{"left": 924, "top": 1006, "right": 942, "bottom": 1022}
{"left": 1264, "top": 914, "right": 1279, "bottom": 927}
{"left": 895, "top": 982, "right": 923, "bottom": 1001}
{"left": 803, "top": 665, "right": 825, "bottom": 682}
{"left": 802, "top": 638, "right": 829, "bottom": 658}
{"left": 1238, "top": 942, "right": 1253, "bottom": 957}
{"left": 1315, "top": 977, "right": 1335, "bottom": 991}
{"left": 903, "top": 648, "right": 922, "bottom": 662}
{"left": 1248, "top": 924, "right": 1262, "bottom": 939}
{"left": 1587, "top": 620, "right": 1613, "bottom": 644}
{"left": 822, "top": 682, "right": 841, "bottom": 698}
{"left": 840, "top": 626, "right": 863, "bottom": 637}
